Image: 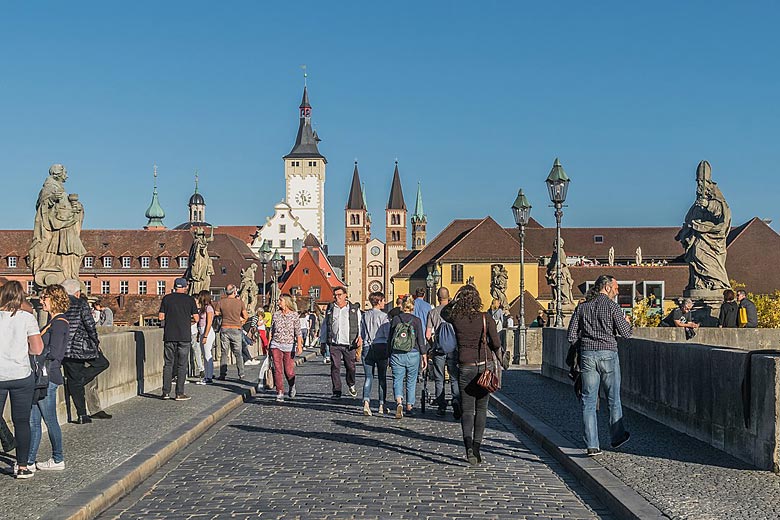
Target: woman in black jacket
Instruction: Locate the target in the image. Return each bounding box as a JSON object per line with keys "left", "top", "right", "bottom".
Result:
{"left": 442, "top": 284, "right": 501, "bottom": 465}
{"left": 718, "top": 289, "right": 739, "bottom": 328}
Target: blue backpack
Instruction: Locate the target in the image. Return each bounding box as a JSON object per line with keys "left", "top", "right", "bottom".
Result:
{"left": 436, "top": 321, "right": 458, "bottom": 354}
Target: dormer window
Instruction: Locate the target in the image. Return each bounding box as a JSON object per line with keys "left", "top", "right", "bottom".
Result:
{"left": 7, "top": 256, "right": 17, "bottom": 268}
{"left": 594, "top": 235, "right": 604, "bottom": 244}
{"left": 141, "top": 256, "right": 151, "bottom": 269}
{"left": 160, "top": 257, "right": 170, "bottom": 268}
{"left": 121, "top": 256, "right": 131, "bottom": 269}
{"left": 84, "top": 256, "right": 94, "bottom": 268}
{"left": 178, "top": 256, "right": 188, "bottom": 269}
{"left": 103, "top": 257, "right": 113, "bottom": 268}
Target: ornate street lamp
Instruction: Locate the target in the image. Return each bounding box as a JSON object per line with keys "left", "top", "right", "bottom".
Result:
{"left": 270, "top": 249, "right": 284, "bottom": 308}
{"left": 259, "top": 240, "right": 272, "bottom": 306}
{"left": 512, "top": 189, "right": 532, "bottom": 364}
{"left": 432, "top": 267, "right": 441, "bottom": 291}
{"left": 308, "top": 285, "right": 317, "bottom": 313}
{"left": 545, "top": 158, "right": 571, "bottom": 328}
{"left": 425, "top": 272, "right": 435, "bottom": 304}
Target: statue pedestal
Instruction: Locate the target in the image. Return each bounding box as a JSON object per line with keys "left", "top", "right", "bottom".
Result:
{"left": 546, "top": 303, "right": 577, "bottom": 329}
{"left": 683, "top": 289, "right": 723, "bottom": 327}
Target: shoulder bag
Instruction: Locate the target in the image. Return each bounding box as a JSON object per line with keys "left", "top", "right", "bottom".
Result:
{"left": 476, "top": 313, "right": 501, "bottom": 393}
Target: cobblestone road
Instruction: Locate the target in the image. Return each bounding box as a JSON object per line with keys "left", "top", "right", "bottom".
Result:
{"left": 101, "top": 361, "right": 612, "bottom": 519}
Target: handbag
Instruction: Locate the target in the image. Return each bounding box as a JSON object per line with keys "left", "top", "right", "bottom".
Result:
{"left": 476, "top": 314, "right": 501, "bottom": 393}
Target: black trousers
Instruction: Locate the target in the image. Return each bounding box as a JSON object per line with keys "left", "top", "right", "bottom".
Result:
{"left": 163, "top": 341, "right": 190, "bottom": 396}
{"left": 63, "top": 354, "right": 110, "bottom": 417}
{"left": 0, "top": 374, "right": 35, "bottom": 465}
{"left": 458, "top": 364, "right": 490, "bottom": 444}
{"left": 329, "top": 344, "right": 356, "bottom": 394}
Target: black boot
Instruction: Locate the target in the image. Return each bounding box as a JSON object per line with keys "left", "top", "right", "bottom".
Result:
{"left": 464, "top": 437, "right": 478, "bottom": 465}
{"left": 472, "top": 442, "right": 482, "bottom": 464}
{"left": 75, "top": 415, "right": 93, "bottom": 424}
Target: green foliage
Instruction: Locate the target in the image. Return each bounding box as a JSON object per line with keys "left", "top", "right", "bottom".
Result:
{"left": 632, "top": 297, "right": 662, "bottom": 327}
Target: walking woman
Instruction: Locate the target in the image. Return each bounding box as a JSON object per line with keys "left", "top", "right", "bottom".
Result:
{"left": 0, "top": 281, "right": 44, "bottom": 478}
{"left": 360, "top": 291, "right": 391, "bottom": 416}
{"left": 269, "top": 294, "right": 303, "bottom": 402}
{"left": 442, "top": 284, "right": 501, "bottom": 465}
{"left": 389, "top": 295, "right": 427, "bottom": 419}
{"left": 197, "top": 290, "right": 216, "bottom": 384}
{"left": 28, "top": 284, "right": 69, "bottom": 471}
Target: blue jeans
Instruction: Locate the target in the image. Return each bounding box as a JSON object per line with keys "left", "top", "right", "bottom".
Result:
{"left": 390, "top": 350, "right": 420, "bottom": 407}
{"left": 580, "top": 350, "right": 627, "bottom": 450}
{"left": 430, "top": 349, "right": 460, "bottom": 411}
{"left": 362, "top": 344, "right": 389, "bottom": 406}
{"left": 29, "top": 382, "right": 63, "bottom": 464}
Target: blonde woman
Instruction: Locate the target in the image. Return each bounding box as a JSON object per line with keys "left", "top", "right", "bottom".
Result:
{"left": 389, "top": 295, "right": 427, "bottom": 419}
{"left": 197, "top": 290, "right": 216, "bottom": 384}
{"left": 269, "top": 294, "right": 303, "bottom": 402}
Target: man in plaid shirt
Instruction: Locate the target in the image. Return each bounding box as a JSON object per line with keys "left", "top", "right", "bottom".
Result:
{"left": 567, "top": 274, "right": 632, "bottom": 456}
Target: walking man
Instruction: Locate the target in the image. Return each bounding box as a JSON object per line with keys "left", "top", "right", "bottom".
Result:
{"left": 426, "top": 287, "right": 460, "bottom": 418}
{"left": 159, "top": 278, "right": 199, "bottom": 401}
{"left": 215, "top": 284, "right": 249, "bottom": 380}
{"left": 320, "top": 286, "right": 362, "bottom": 399}
{"left": 736, "top": 289, "right": 759, "bottom": 328}
{"left": 567, "top": 274, "right": 632, "bottom": 456}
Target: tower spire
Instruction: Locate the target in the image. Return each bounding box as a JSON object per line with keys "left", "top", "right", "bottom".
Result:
{"left": 346, "top": 161, "right": 365, "bottom": 210}
{"left": 412, "top": 182, "right": 425, "bottom": 221}
{"left": 194, "top": 169, "right": 199, "bottom": 194}
{"left": 387, "top": 160, "right": 406, "bottom": 210}
{"left": 145, "top": 163, "right": 166, "bottom": 229}
{"left": 284, "top": 83, "right": 325, "bottom": 161}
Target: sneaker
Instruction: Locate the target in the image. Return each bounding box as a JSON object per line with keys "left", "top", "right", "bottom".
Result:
{"left": 378, "top": 404, "right": 385, "bottom": 415}
{"left": 288, "top": 385, "right": 297, "bottom": 399}
{"left": 174, "top": 394, "right": 191, "bottom": 401}
{"left": 363, "top": 402, "right": 372, "bottom": 416}
{"left": 245, "top": 359, "right": 261, "bottom": 366}
{"left": 195, "top": 379, "right": 207, "bottom": 385}
{"left": 405, "top": 407, "right": 415, "bottom": 417}
{"left": 36, "top": 459, "right": 65, "bottom": 471}
{"left": 395, "top": 404, "right": 403, "bottom": 419}
{"left": 323, "top": 358, "right": 331, "bottom": 364}
{"left": 216, "top": 375, "right": 226, "bottom": 381}
{"left": 161, "top": 393, "right": 172, "bottom": 400}
{"left": 587, "top": 448, "right": 602, "bottom": 457}
{"left": 204, "top": 378, "right": 213, "bottom": 384}
{"left": 198, "top": 371, "right": 205, "bottom": 379}
{"left": 15, "top": 463, "right": 36, "bottom": 474}
{"left": 276, "top": 393, "right": 285, "bottom": 402}
{"left": 15, "top": 467, "right": 34, "bottom": 479}
{"left": 348, "top": 385, "right": 357, "bottom": 397}
{"left": 611, "top": 432, "right": 631, "bottom": 449}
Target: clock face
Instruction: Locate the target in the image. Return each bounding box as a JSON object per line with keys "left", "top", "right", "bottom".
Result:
{"left": 370, "top": 246, "right": 381, "bottom": 256}
{"left": 295, "top": 190, "right": 312, "bottom": 206}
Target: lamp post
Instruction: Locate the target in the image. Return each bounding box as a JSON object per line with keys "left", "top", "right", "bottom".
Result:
{"left": 432, "top": 267, "right": 441, "bottom": 301}
{"left": 308, "top": 285, "right": 317, "bottom": 313}
{"left": 512, "top": 189, "right": 532, "bottom": 364}
{"left": 259, "top": 240, "right": 272, "bottom": 307}
{"left": 545, "top": 158, "right": 571, "bottom": 328}
{"left": 425, "top": 272, "right": 435, "bottom": 305}
{"left": 270, "top": 249, "right": 283, "bottom": 308}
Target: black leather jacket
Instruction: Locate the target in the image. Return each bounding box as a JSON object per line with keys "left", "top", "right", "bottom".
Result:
{"left": 64, "top": 296, "right": 100, "bottom": 360}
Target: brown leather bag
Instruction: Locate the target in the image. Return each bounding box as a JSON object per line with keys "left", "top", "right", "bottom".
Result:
{"left": 476, "top": 314, "right": 500, "bottom": 393}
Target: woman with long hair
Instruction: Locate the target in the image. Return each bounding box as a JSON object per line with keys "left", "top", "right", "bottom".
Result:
{"left": 28, "top": 284, "right": 70, "bottom": 471}
{"left": 389, "top": 295, "right": 427, "bottom": 419}
{"left": 197, "top": 290, "right": 215, "bottom": 384}
{"left": 269, "top": 294, "right": 303, "bottom": 402}
{"left": 0, "top": 281, "right": 44, "bottom": 478}
{"left": 442, "top": 284, "right": 501, "bottom": 465}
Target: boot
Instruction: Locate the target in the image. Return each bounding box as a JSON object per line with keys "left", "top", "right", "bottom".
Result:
{"left": 464, "top": 437, "right": 478, "bottom": 465}
{"left": 472, "top": 442, "right": 482, "bottom": 464}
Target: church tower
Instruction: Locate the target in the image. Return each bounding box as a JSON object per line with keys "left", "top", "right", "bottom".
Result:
{"left": 385, "top": 161, "right": 407, "bottom": 302}
{"left": 283, "top": 85, "right": 327, "bottom": 245}
{"left": 411, "top": 182, "right": 426, "bottom": 250}
{"left": 345, "top": 162, "right": 368, "bottom": 305}
{"left": 188, "top": 172, "right": 207, "bottom": 225}
{"left": 144, "top": 164, "right": 166, "bottom": 230}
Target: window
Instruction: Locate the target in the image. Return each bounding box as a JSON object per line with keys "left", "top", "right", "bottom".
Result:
{"left": 279, "top": 224, "right": 286, "bottom": 234}
{"left": 138, "top": 280, "right": 147, "bottom": 295}
{"left": 101, "top": 281, "right": 110, "bottom": 294}
{"left": 594, "top": 235, "right": 604, "bottom": 244}
{"left": 308, "top": 161, "right": 317, "bottom": 167}
{"left": 121, "top": 256, "right": 131, "bottom": 268}
{"left": 642, "top": 281, "right": 664, "bottom": 310}
{"left": 84, "top": 280, "right": 91, "bottom": 295}
{"left": 141, "top": 257, "right": 150, "bottom": 268}
{"left": 311, "top": 286, "right": 321, "bottom": 298}
{"left": 390, "top": 214, "right": 401, "bottom": 226}
{"left": 368, "top": 263, "right": 383, "bottom": 277}
{"left": 178, "top": 257, "right": 188, "bottom": 269}
{"left": 291, "top": 287, "right": 301, "bottom": 296}
{"left": 157, "top": 280, "right": 166, "bottom": 295}
{"left": 391, "top": 231, "right": 401, "bottom": 241}
{"left": 280, "top": 240, "right": 286, "bottom": 248}
{"left": 451, "top": 264, "right": 464, "bottom": 284}
{"left": 160, "top": 257, "right": 170, "bottom": 268}
{"left": 26, "top": 281, "right": 34, "bottom": 294}
{"left": 84, "top": 256, "right": 94, "bottom": 268}
{"left": 119, "top": 281, "right": 129, "bottom": 294}
{"left": 7, "top": 256, "right": 17, "bottom": 268}
{"left": 351, "top": 231, "right": 359, "bottom": 241}
{"left": 291, "top": 161, "right": 300, "bottom": 167}
{"left": 303, "top": 268, "right": 310, "bottom": 275}
{"left": 103, "top": 257, "right": 113, "bottom": 268}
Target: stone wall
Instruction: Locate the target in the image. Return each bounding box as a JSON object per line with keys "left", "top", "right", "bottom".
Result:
{"left": 541, "top": 327, "right": 780, "bottom": 471}
{"left": 504, "top": 327, "right": 543, "bottom": 365}
{"left": 633, "top": 327, "right": 780, "bottom": 351}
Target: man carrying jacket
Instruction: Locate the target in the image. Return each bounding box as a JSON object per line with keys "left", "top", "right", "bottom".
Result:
{"left": 61, "top": 279, "right": 110, "bottom": 425}
{"left": 320, "top": 286, "right": 362, "bottom": 399}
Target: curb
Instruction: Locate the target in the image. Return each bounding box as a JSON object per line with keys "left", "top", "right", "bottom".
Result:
{"left": 44, "top": 350, "right": 319, "bottom": 520}
{"left": 491, "top": 392, "right": 667, "bottom": 520}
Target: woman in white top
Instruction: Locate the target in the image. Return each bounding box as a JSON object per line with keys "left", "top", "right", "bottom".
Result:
{"left": 0, "top": 281, "right": 44, "bottom": 479}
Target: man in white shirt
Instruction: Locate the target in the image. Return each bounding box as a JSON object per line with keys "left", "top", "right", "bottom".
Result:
{"left": 320, "top": 287, "right": 362, "bottom": 399}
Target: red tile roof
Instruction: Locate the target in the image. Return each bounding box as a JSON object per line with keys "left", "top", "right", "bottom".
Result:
{"left": 395, "top": 219, "right": 482, "bottom": 278}
{"left": 214, "top": 226, "right": 260, "bottom": 245}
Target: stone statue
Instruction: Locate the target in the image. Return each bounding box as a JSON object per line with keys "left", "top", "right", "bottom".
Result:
{"left": 29, "top": 164, "right": 87, "bottom": 288}
{"left": 608, "top": 246, "right": 615, "bottom": 266}
{"left": 546, "top": 238, "right": 575, "bottom": 307}
{"left": 674, "top": 161, "right": 731, "bottom": 292}
{"left": 635, "top": 247, "right": 642, "bottom": 266}
{"left": 239, "top": 263, "right": 259, "bottom": 314}
{"left": 187, "top": 226, "right": 215, "bottom": 295}
{"left": 490, "top": 264, "right": 509, "bottom": 309}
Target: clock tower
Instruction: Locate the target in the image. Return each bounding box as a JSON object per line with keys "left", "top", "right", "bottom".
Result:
{"left": 283, "top": 85, "right": 326, "bottom": 245}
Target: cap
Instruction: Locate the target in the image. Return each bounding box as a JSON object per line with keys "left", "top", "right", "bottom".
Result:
{"left": 174, "top": 277, "right": 188, "bottom": 288}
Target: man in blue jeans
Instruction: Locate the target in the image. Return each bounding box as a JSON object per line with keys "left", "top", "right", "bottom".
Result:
{"left": 567, "top": 274, "right": 633, "bottom": 456}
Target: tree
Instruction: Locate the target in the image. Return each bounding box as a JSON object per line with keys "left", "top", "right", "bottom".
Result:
{"left": 632, "top": 297, "right": 661, "bottom": 327}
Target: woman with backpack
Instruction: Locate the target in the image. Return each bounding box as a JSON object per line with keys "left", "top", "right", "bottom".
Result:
{"left": 28, "top": 284, "right": 70, "bottom": 471}
{"left": 441, "top": 284, "right": 501, "bottom": 465}
{"left": 389, "top": 295, "right": 427, "bottom": 419}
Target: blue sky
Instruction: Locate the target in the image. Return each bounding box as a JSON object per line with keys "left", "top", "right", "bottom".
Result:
{"left": 2, "top": 2, "right": 778, "bottom": 254}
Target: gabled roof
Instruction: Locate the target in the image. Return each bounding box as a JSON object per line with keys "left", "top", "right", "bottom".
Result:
{"left": 439, "top": 217, "right": 529, "bottom": 263}
{"left": 394, "top": 219, "right": 482, "bottom": 279}
{"left": 303, "top": 233, "right": 322, "bottom": 248}
{"left": 346, "top": 162, "right": 365, "bottom": 210}
{"left": 387, "top": 162, "right": 406, "bottom": 210}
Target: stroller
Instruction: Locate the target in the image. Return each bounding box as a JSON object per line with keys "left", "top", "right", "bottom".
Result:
{"left": 420, "top": 360, "right": 434, "bottom": 413}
